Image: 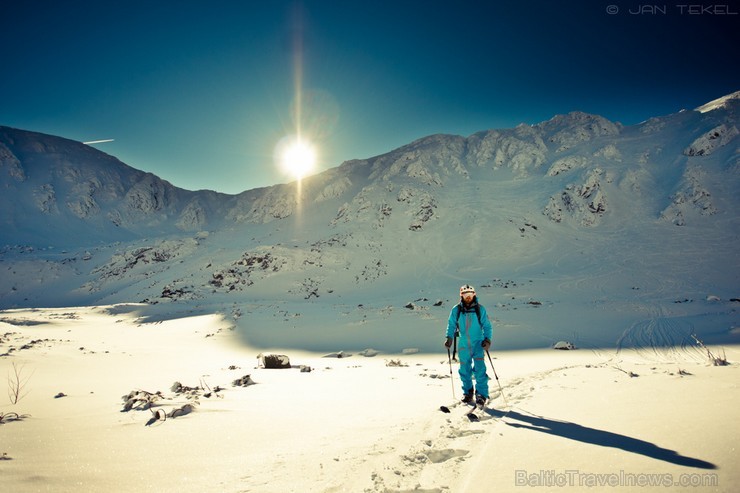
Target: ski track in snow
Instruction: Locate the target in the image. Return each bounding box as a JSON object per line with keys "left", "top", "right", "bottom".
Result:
{"left": 344, "top": 367, "right": 561, "bottom": 491}
{"left": 617, "top": 311, "right": 706, "bottom": 362}
{"left": 1, "top": 304, "right": 735, "bottom": 492}
{"left": 331, "top": 362, "right": 572, "bottom": 493}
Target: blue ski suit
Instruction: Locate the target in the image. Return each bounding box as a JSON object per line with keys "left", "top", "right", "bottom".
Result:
{"left": 446, "top": 300, "right": 493, "bottom": 398}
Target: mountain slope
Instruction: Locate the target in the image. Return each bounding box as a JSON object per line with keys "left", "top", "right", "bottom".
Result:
{"left": 0, "top": 94, "right": 738, "bottom": 351}
{"left": 0, "top": 126, "right": 238, "bottom": 245}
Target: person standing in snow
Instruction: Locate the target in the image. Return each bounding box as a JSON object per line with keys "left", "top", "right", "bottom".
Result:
{"left": 444, "top": 284, "right": 493, "bottom": 406}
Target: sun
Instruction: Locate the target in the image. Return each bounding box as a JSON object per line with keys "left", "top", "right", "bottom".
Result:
{"left": 278, "top": 136, "right": 316, "bottom": 180}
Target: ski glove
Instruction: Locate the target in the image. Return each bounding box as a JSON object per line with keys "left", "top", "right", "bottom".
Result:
{"left": 481, "top": 338, "right": 491, "bottom": 350}
{"left": 444, "top": 337, "right": 453, "bottom": 348}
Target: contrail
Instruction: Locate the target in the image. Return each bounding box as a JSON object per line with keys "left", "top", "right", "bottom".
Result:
{"left": 83, "top": 139, "right": 115, "bottom": 145}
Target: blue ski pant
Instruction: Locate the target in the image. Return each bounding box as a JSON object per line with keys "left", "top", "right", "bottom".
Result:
{"left": 458, "top": 344, "right": 488, "bottom": 398}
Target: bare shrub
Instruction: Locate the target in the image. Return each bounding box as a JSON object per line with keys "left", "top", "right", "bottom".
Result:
{"left": 612, "top": 363, "right": 638, "bottom": 378}
{"left": 385, "top": 359, "right": 408, "bottom": 367}
{"left": 7, "top": 362, "right": 32, "bottom": 405}
{"left": 691, "top": 333, "right": 730, "bottom": 366}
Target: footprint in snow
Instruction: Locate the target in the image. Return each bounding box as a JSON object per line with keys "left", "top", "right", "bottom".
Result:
{"left": 424, "top": 449, "right": 469, "bottom": 463}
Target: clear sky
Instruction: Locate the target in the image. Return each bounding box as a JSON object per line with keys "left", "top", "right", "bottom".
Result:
{"left": 1, "top": 1, "right": 738, "bottom": 194}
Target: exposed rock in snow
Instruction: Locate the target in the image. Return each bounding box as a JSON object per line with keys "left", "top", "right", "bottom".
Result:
{"left": 67, "top": 180, "right": 103, "bottom": 219}
{"left": 33, "top": 184, "right": 58, "bottom": 213}
{"left": 369, "top": 134, "right": 466, "bottom": 185}
{"left": 177, "top": 199, "right": 207, "bottom": 230}
{"left": 257, "top": 353, "right": 291, "bottom": 369}
{"left": 244, "top": 186, "right": 297, "bottom": 223}
{"left": 660, "top": 166, "right": 717, "bottom": 225}
{"left": 683, "top": 124, "right": 739, "bottom": 157}
{"left": 212, "top": 254, "right": 277, "bottom": 290}
{"left": 594, "top": 144, "right": 622, "bottom": 161}
{"left": 331, "top": 185, "right": 383, "bottom": 227}
{"left": 396, "top": 186, "right": 417, "bottom": 203}
{"left": 544, "top": 168, "right": 608, "bottom": 226}
{"left": 67, "top": 193, "right": 100, "bottom": 219}
{"left": 552, "top": 340, "right": 577, "bottom": 350}
{"left": 84, "top": 239, "right": 200, "bottom": 292}
{"left": 546, "top": 156, "right": 589, "bottom": 176}
{"left": 314, "top": 176, "right": 352, "bottom": 203}
{"left": 107, "top": 209, "right": 124, "bottom": 227}
{"left": 125, "top": 175, "right": 170, "bottom": 214}
{"left": 355, "top": 258, "right": 387, "bottom": 283}
{"left": 0, "top": 142, "right": 25, "bottom": 182}
{"left": 467, "top": 127, "right": 548, "bottom": 173}
{"left": 408, "top": 198, "right": 437, "bottom": 231}
{"left": 225, "top": 193, "right": 255, "bottom": 223}
{"left": 537, "top": 112, "right": 622, "bottom": 153}
{"left": 404, "top": 158, "right": 444, "bottom": 186}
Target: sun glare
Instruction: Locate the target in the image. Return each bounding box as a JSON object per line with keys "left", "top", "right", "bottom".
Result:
{"left": 279, "top": 137, "right": 316, "bottom": 180}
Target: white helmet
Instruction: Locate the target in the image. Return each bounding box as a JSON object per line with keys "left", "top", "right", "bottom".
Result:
{"left": 459, "top": 284, "right": 476, "bottom": 296}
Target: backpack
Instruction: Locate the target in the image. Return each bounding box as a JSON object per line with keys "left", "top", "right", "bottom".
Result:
{"left": 454, "top": 302, "right": 483, "bottom": 331}
{"left": 451, "top": 303, "right": 483, "bottom": 360}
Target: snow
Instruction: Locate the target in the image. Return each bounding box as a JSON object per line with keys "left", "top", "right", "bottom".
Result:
{"left": 1, "top": 92, "right": 739, "bottom": 491}
{"left": 694, "top": 90, "right": 740, "bottom": 114}
{"left": 0, "top": 306, "right": 736, "bottom": 492}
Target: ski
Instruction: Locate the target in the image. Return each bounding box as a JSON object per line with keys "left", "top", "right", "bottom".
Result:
{"left": 466, "top": 397, "right": 492, "bottom": 421}
{"left": 458, "top": 400, "right": 480, "bottom": 421}
{"left": 439, "top": 397, "right": 493, "bottom": 421}
{"left": 439, "top": 401, "right": 477, "bottom": 419}
{"left": 467, "top": 403, "right": 482, "bottom": 421}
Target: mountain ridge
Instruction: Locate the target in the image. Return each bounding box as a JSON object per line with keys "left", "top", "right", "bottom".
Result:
{"left": 0, "top": 94, "right": 738, "bottom": 351}
{"left": 2, "top": 94, "right": 738, "bottom": 247}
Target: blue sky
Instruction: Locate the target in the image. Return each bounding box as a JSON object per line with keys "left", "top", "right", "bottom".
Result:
{"left": 1, "top": 1, "right": 738, "bottom": 194}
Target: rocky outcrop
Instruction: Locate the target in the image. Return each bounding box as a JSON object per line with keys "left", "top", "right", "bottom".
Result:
{"left": 177, "top": 199, "right": 207, "bottom": 231}
{"left": 467, "top": 126, "right": 548, "bottom": 173}
{"left": 368, "top": 134, "right": 467, "bottom": 185}
{"left": 660, "top": 166, "right": 717, "bottom": 225}
{"left": 544, "top": 169, "right": 609, "bottom": 226}
{"left": 684, "top": 124, "right": 738, "bottom": 157}
{"left": 537, "top": 112, "right": 622, "bottom": 153}
{"left": 0, "top": 142, "right": 25, "bottom": 182}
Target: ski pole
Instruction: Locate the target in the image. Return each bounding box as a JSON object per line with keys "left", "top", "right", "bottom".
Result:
{"left": 485, "top": 347, "right": 509, "bottom": 407}
{"left": 447, "top": 346, "right": 456, "bottom": 400}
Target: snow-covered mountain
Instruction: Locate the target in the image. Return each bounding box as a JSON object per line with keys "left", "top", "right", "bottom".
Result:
{"left": 1, "top": 92, "right": 738, "bottom": 352}
{"left": 0, "top": 126, "right": 241, "bottom": 245}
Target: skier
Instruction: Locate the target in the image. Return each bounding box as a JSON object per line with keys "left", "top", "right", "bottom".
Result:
{"left": 444, "top": 284, "right": 493, "bottom": 407}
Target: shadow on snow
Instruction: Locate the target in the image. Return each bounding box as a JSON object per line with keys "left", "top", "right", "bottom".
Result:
{"left": 487, "top": 408, "right": 717, "bottom": 470}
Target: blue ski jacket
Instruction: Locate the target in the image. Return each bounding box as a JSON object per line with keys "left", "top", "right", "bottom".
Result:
{"left": 446, "top": 301, "right": 493, "bottom": 350}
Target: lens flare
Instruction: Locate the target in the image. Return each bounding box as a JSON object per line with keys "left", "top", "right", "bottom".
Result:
{"left": 277, "top": 136, "right": 316, "bottom": 180}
